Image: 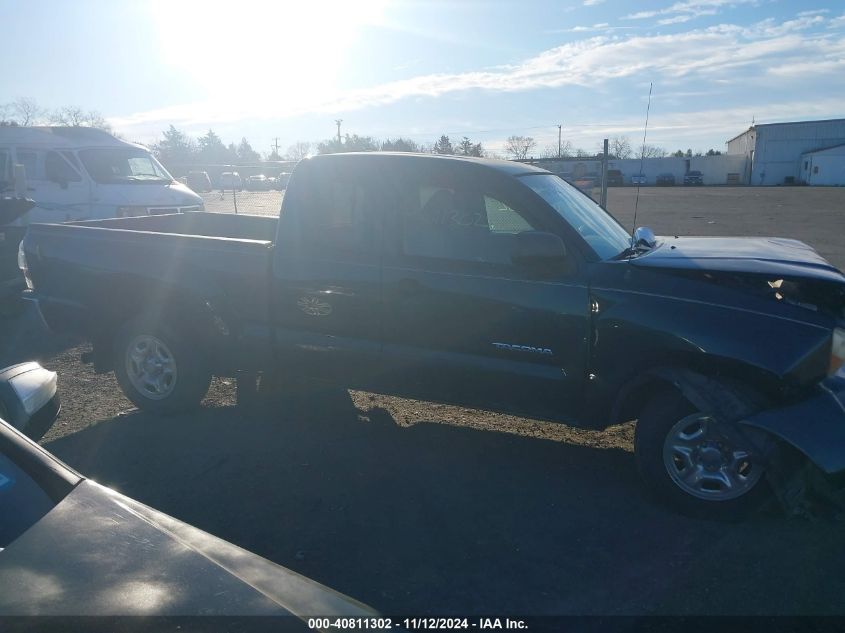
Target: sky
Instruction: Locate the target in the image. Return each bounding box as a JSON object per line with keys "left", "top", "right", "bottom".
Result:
{"left": 1, "top": 0, "right": 844, "bottom": 157}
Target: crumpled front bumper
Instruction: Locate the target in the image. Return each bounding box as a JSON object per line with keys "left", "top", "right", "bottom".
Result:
{"left": 741, "top": 374, "right": 845, "bottom": 476}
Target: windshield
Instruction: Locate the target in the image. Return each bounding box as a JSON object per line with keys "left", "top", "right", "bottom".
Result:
{"left": 519, "top": 174, "right": 631, "bottom": 259}
{"left": 79, "top": 149, "right": 173, "bottom": 184}
{"left": 0, "top": 448, "right": 55, "bottom": 549}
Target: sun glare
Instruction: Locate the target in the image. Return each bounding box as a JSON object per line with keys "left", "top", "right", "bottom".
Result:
{"left": 151, "top": 0, "right": 388, "bottom": 102}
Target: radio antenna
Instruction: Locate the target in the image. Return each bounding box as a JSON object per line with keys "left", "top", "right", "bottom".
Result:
{"left": 631, "top": 82, "right": 653, "bottom": 245}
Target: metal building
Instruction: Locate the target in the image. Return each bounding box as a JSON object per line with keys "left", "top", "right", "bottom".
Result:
{"left": 726, "top": 118, "right": 845, "bottom": 186}
{"left": 800, "top": 144, "right": 845, "bottom": 186}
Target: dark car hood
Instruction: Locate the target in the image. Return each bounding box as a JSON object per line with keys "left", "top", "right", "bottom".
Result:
{"left": 0, "top": 480, "right": 375, "bottom": 617}
{"left": 631, "top": 236, "right": 845, "bottom": 284}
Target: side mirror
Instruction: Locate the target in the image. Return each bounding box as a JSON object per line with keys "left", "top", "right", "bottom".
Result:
{"left": 633, "top": 226, "right": 656, "bottom": 248}
{"left": 0, "top": 363, "right": 59, "bottom": 441}
{"left": 511, "top": 231, "right": 569, "bottom": 273}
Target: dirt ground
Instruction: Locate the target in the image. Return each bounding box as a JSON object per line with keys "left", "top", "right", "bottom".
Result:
{"left": 2, "top": 185, "right": 845, "bottom": 616}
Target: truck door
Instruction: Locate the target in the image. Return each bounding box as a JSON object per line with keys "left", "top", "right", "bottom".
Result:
{"left": 270, "top": 158, "right": 383, "bottom": 385}
{"left": 12, "top": 149, "right": 90, "bottom": 224}
{"left": 379, "top": 161, "right": 589, "bottom": 422}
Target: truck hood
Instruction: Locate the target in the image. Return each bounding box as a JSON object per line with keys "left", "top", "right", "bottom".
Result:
{"left": 631, "top": 236, "right": 845, "bottom": 284}
{"left": 629, "top": 236, "right": 845, "bottom": 320}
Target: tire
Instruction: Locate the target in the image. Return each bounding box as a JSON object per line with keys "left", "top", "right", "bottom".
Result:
{"left": 634, "top": 388, "right": 770, "bottom": 519}
{"left": 113, "top": 315, "right": 212, "bottom": 414}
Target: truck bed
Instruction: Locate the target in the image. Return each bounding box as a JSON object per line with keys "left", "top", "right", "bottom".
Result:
{"left": 68, "top": 212, "right": 278, "bottom": 243}
{"left": 22, "top": 213, "right": 277, "bottom": 371}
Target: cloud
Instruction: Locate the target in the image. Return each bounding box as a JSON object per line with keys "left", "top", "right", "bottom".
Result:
{"left": 623, "top": 0, "right": 758, "bottom": 23}
{"left": 583, "top": 0, "right": 605, "bottom": 5}
{"left": 110, "top": 14, "right": 843, "bottom": 138}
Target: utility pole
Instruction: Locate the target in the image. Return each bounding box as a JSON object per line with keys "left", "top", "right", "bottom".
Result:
{"left": 558, "top": 124, "right": 562, "bottom": 158}
{"left": 272, "top": 137, "right": 280, "bottom": 158}
{"left": 335, "top": 119, "right": 343, "bottom": 145}
{"left": 600, "top": 138, "right": 609, "bottom": 209}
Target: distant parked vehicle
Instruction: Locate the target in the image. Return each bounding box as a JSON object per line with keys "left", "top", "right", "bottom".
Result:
{"left": 606, "top": 169, "right": 623, "bottom": 187}
{"left": 187, "top": 170, "right": 212, "bottom": 192}
{"left": 0, "top": 126, "right": 202, "bottom": 224}
{"left": 684, "top": 170, "right": 704, "bottom": 186}
{"left": 275, "top": 172, "right": 292, "bottom": 190}
{"left": 656, "top": 173, "right": 676, "bottom": 186}
{"left": 631, "top": 173, "right": 647, "bottom": 185}
{"left": 218, "top": 171, "right": 242, "bottom": 191}
{"left": 245, "top": 174, "right": 270, "bottom": 191}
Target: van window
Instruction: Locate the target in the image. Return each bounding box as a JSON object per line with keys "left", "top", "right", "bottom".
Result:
{"left": 79, "top": 149, "right": 172, "bottom": 184}
{"left": 45, "top": 151, "right": 82, "bottom": 183}
{"left": 0, "top": 150, "right": 9, "bottom": 186}
{"left": 15, "top": 150, "right": 40, "bottom": 180}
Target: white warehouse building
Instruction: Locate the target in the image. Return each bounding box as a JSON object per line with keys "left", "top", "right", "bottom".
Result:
{"left": 726, "top": 118, "right": 845, "bottom": 186}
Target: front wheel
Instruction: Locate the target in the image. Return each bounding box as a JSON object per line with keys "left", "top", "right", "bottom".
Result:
{"left": 113, "top": 316, "right": 212, "bottom": 414}
{"left": 635, "top": 389, "right": 771, "bottom": 519}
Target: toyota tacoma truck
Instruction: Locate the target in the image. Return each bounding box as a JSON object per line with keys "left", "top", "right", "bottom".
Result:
{"left": 19, "top": 153, "right": 845, "bottom": 517}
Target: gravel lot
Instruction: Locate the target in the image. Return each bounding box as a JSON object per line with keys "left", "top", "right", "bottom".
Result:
{"left": 2, "top": 185, "right": 845, "bottom": 616}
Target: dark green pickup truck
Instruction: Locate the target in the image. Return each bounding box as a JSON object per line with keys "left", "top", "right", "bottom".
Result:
{"left": 19, "top": 152, "right": 845, "bottom": 517}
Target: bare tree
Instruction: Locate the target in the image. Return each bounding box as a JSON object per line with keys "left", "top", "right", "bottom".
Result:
{"left": 635, "top": 144, "right": 667, "bottom": 159}
{"left": 504, "top": 135, "right": 537, "bottom": 160}
{"left": 10, "top": 97, "right": 44, "bottom": 126}
{"left": 49, "top": 106, "right": 112, "bottom": 132}
{"left": 50, "top": 106, "right": 86, "bottom": 126}
{"left": 541, "top": 141, "right": 573, "bottom": 158}
{"left": 285, "top": 141, "right": 311, "bottom": 161}
{"left": 609, "top": 136, "right": 632, "bottom": 159}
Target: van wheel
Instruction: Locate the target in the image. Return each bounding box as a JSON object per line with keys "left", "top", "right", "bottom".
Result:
{"left": 634, "top": 389, "right": 770, "bottom": 519}
{"left": 113, "top": 316, "right": 211, "bottom": 414}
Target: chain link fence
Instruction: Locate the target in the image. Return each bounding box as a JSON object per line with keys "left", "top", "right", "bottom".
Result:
{"left": 172, "top": 164, "right": 293, "bottom": 216}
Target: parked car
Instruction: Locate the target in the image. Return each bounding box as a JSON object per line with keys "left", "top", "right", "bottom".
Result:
{"left": 606, "top": 169, "right": 623, "bottom": 187}
{"left": 631, "top": 173, "right": 647, "bottom": 185}
{"left": 245, "top": 174, "right": 270, "bottom": 191}
{"left": 218, "top": 171, "right": 242, "bottom": 191}
{"left": 276, "top": 172, "right": 292, "bottom": 190}
{"left": 0, "top": 366, "right": 375, "bottom": 617}
{"left": 0, "top": 197, "right": 34, "bottom": 308}
{"left": 656, "top": 173, "right": 676, "bottom": 186}
{"left": 0, "top": 126, "right": 203, "bottom": 224}
{"left": 684, "top": 170, "right": 704, "bottom": 185}
{"left": 21, "top": 153, "right": 845, "bottom": 518}
{"left": 187, "top": 170, "right": 213, "bottom": 192}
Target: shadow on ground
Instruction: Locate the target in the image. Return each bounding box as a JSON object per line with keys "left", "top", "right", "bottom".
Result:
{"left": 45, "top": 385, "right": 845, "bottom": 616}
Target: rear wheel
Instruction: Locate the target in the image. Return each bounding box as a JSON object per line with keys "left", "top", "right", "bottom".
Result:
{"left": 635, "top": 389, "right": 771, "bottom": 519}
{"left": 113, "top": 316, "right": 212, "bottom": 414}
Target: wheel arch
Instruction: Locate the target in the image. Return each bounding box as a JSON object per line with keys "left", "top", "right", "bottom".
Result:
{"left": 609, "top": 360, "right": 776, "bottom": 428}
{"left": 89, "top": 285, "right": 226, "bottom": 373}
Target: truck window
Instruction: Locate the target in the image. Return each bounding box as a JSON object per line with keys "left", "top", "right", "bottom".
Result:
{"left": 295, "top": 169, "right": 377, "bottom": 258}
{"left": 401, "top": 177, "right": 540, "bottom": 265}
{"left": 45, "top": 151, "right": 82, "bottom": 183}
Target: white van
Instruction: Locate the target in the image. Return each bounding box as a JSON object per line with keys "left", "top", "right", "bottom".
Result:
{"left": 0, "top": 126, "right": 203, "bottom": 225}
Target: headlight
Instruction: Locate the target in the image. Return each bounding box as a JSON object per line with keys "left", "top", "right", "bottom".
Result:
{"left": 830, "top": 327, "right": 845, "bottom": 377}
{"left": 116, "top": 206, "right": 148, "bottom": 217}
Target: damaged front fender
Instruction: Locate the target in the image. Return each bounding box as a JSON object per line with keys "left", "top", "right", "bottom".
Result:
{"left": 740, "top": 378, "right": 845, "bottom": 476}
